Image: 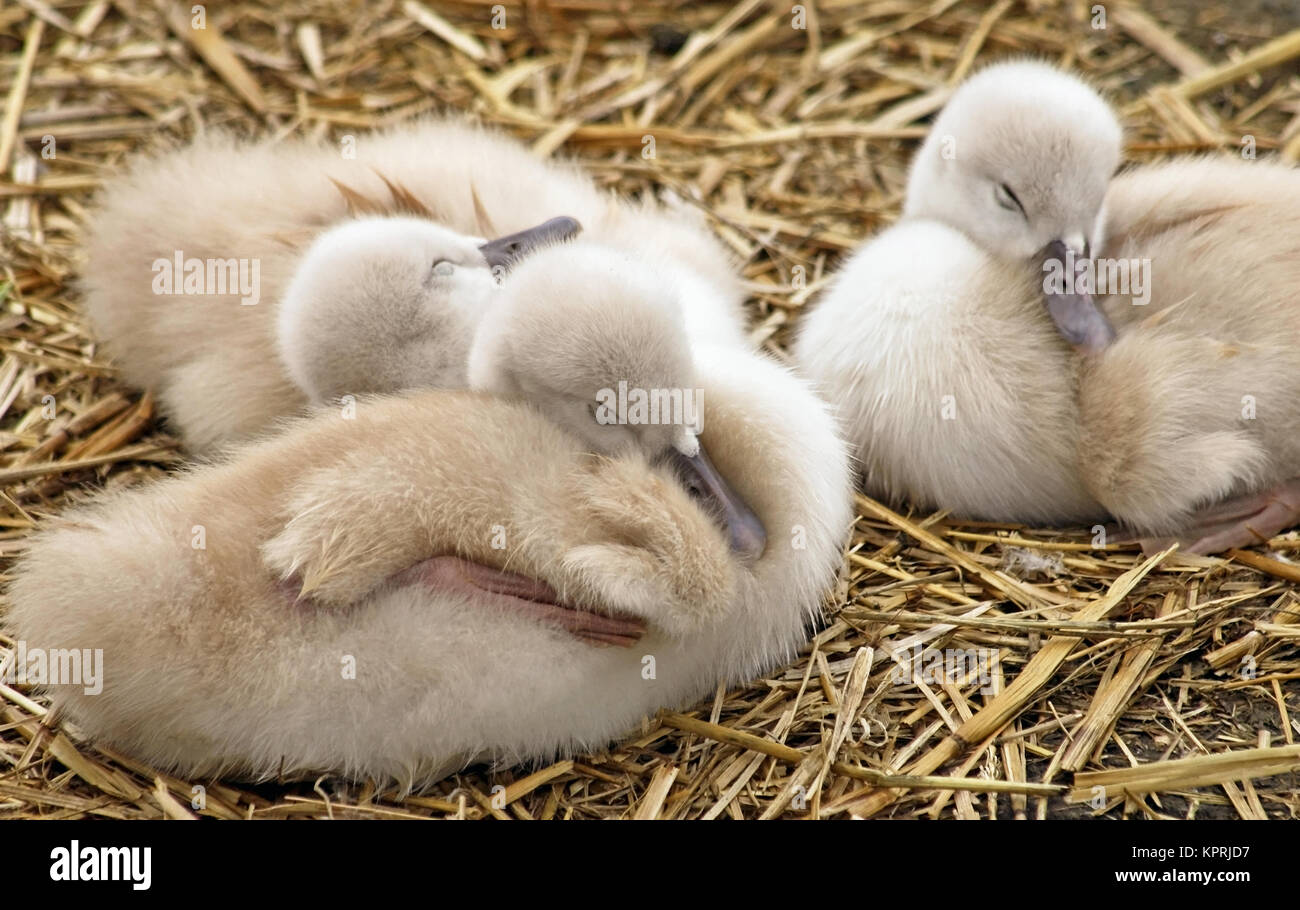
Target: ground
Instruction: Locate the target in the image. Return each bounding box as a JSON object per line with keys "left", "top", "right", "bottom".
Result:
{"left": 0, "top": 0, "right": 1298, "bottom": 819}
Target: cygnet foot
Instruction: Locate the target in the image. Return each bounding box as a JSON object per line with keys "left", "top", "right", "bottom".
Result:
{"left": 280, "top": 556, "right": 646, "bottom": 646}
{"left": 1139, "top": 479, "right": 1300, "bottom": 555}
{"left": 395, "top": 556, "right": 646, "bottom": 647}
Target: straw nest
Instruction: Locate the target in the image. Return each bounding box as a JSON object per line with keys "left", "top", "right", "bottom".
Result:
{"left": 1, "top": 0, "right": 1299, "bottom": 820}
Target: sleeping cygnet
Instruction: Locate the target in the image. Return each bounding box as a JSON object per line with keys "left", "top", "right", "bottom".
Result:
{"left": 6, "top": 351, "right": 852, "bottom": 788}
{"left": 467, "top": 240, "right": 767, "bottom": 556}
{"left": 797, "top": 61, "right": 1300, "bottom": 553}
{"left": 275, "top": 213, "right": 579, "bottom": 401}
{"left": 80, "top": 117, "right": 750, "bottom": 452}
{"left": 1074, "top": 156, "right": 1300, "bottom": 552}
{"left": 278, "top": 225, "right": 765, "bottom": 558}
{"left": 794, "top": 60, "right": 1122, "bottom": 527}
{"left": 902, "top": 59, "right": 1122, "bottom": 351}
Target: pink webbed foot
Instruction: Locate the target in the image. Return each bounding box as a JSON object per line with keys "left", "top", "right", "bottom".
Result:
{"left": 391, "top": 556, "right": 648, "bottom": 647}
{"left": 277, "top": 556, "right": 647, "bottom": 646}
{"left": 1140, "top": 479, "right": 1300, "bottom": 556}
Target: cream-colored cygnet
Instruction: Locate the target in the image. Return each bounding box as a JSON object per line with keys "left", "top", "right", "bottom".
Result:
{"left": 1076, "top": 156, "right": 1300, "bottom": 552}
{"left": 795, "top": 60, "right": 1122, "bottom": 526}
{"left": 276, "top": 220, "right": 765, "bottom": 557}
{"left": 903, "top": 59, "right": 1122, "bottom": 350}
{"left": 275, "top": 213, "right": 579, "bottom": 402}
{"left": 796, "top": 61, "right": 1300, "bottom": 552}
{"left": 81, "top": 117, "right": 748, "bottom": 452}
{"left": 6, "top": 349, "right": 852, "bottom": 788}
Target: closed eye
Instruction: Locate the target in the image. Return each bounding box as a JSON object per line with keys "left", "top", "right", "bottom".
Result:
{"left": 680, "top": 471, "right": 706, "bottom": 502}
{"left": 994, "top": 182, "right": 1025, "bottom": 216}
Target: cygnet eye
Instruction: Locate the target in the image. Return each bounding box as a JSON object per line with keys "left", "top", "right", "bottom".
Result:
{"left": 680, "top": 471, "right": 706, "bottom": 502}
{"left": 663, "top": 455, "right": 708, "bottom": 503}
{"left": 432, "top": 260, "right": 456, "bottom": 277}
{"left": 994, "top": 182, "right": 1025, "bottom": 216}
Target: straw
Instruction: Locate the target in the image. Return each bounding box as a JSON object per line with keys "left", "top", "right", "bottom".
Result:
{"left": 1, "top": 0, "right": 1297, "bottom": 820}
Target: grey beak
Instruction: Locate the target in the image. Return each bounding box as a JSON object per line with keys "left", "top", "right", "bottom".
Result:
{"left": 478, "top": 216, "right": 583, "bottom": 271}
{"left": 1040, "top": 239, "right": 1115, "bottom": 353}
{"left": 669, "top": 443, "right": 767, "bottom": 562}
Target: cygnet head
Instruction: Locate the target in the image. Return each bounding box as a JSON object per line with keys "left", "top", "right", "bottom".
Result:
{"left": 468, "top": 239, "right": 766, "bottom": 559}
{"left": 277, "top": 214, "right": 580, "bottom": 402}
{"left": 904, "top": 60, "right": 1121, "bottom": 262}
{"left": 903, "top": 60, "right": 1122, "bottom": 350}
{"left": 470, "top": 240, "right": 695, "bottom": 457}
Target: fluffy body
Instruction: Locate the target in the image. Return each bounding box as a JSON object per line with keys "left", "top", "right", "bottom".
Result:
{"left": 82, "top": 118, "right": 747, "bottom": 451}
{"left": 796, "top": 218, "right": 1098, "bottom": 525}
{"left": 1080, "top": 157, "right": 1300, "bottom": 532}
{"left": 7, "top": 350, "right": 851, "bottom": 787}
{"left": 797, "top": 156, "right": 1300, "bottom": 536}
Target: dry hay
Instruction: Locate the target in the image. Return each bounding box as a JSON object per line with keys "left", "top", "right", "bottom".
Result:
{"left": 1, "top": 0, "right": 1299, "bottom": 820}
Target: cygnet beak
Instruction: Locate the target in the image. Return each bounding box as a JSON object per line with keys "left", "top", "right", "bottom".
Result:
{"left": 1040, "top": 238, "right": 1115, "bottom": 353}
{"left": 478, "top": 216, "right": 583, "bottom": 271}
{"left": 668, "top": 441, "right": 767, "bottom": 563}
